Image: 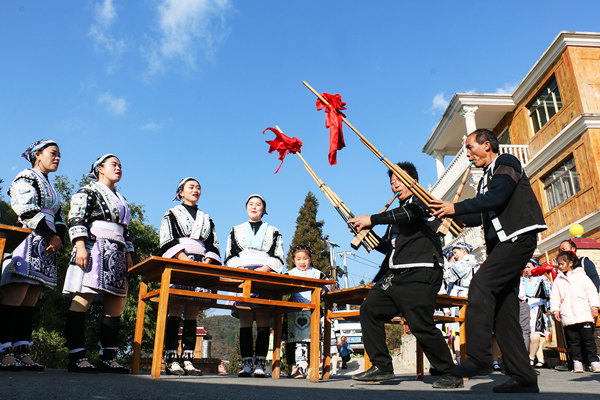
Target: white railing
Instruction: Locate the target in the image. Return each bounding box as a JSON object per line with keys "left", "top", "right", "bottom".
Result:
{"left": 430, "top": 144, "right": 529, "bottom": 199}
{"left": 430, "top": 147, "right": 469, "bottom": 198}
{"left": 499, "top": 145, "right": 530, "bottom": 165}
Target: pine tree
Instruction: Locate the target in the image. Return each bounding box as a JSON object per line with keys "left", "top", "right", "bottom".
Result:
{"left": 285, "top": 192, "right": 332, "bottom": 277}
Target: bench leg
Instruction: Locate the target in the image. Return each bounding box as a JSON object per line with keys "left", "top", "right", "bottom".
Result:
{"left": 322, "top": 305, "right": 332, "bottom": 380}
{"left": 272, "top": 306, "right": 282, "bottom": 379}
{"left": 309, "top": 288, "right": 320, "bottom": 382}
{"left": 132, "top": 280, "right": 148, "bottom": 374}
{"left": 416, "top": 340, "right": 424, "bottom": 379}
{"left": 151, "top": 268, "right": 171, "bottom": 379}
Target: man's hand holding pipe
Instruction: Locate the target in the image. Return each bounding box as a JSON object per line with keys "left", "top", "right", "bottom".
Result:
{"left": 428, "top": 199, "right": 456, "bottom": 218}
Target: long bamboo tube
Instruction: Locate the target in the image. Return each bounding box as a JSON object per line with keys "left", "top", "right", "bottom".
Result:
{"left": 303, "top": 81, "right": 464, "bottom": 237}
{"left": 272, "top": 126, "right": 379, "bottom": 251}
{"left": 436, "top": 162, "right": 472, "bottom": 235}
{"left": 350, "top": 192, "right": 398, "bottom": 250}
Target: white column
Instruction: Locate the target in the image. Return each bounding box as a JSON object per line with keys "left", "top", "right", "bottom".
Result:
{"left": 459, "top": 105, "right": 478, "bottom": 134}
{"left": 432, "top": 150, "right": 446, "bottom": 178}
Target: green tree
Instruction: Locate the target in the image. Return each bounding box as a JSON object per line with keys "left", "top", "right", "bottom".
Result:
{"left": 285, "top": 192, "right": 333, "bottom": 277}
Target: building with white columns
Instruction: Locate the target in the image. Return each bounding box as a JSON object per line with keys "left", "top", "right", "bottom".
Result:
{"left": 423, "top": 31, "right": 600, "bottom": 263}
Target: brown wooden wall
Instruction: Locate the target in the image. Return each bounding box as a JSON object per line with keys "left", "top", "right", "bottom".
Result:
{"left": 491, "top": 46, "right": 600, "bottom": 242}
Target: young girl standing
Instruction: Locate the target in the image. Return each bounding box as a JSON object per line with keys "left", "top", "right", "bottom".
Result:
{"left": 284, "top": 245, "right": 328, "bottom": 378}
{"left": 63, "top": 154, "right": 134, "bottom": 373}
{"left": 159, "top": 177, "right": 221, "bottom": 376}
{"left": 550, "top": 251, "right": 600, "bottom": 373}
{"left": 339, "top": 336, "right": 354, "bottom": 369}
{"left": 1, "top": 140, "right": 65, "bottom": 371}
{"left": 224, "top": 194, "right": 284, "bottom": 378}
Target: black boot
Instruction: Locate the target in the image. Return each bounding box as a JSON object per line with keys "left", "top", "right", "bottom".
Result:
{"left": 14, "top": 307, "right": 44, "bottom": 371}
{"left": 66, "top": 311, "right": 95, "bottom": 373}
{"left": 0, "top": 304, "right": 22, "bottom": 371}
{"left": 97, "top": 316, "right": 128, "bottom": 374}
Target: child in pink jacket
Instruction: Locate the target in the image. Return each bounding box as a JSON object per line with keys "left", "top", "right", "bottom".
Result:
{"left": 550, "top": 251, "right": 600, "bottom": 373}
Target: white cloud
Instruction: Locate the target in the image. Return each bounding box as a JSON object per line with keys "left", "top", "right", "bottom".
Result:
{"left": 97, "top": 92, "right": 129, "bottom": 116}
{"left": 89, "top": 0, "right": 126, "bottom": 73}
{"left": 495, "top": 82, "right": 518, "bottom": 94}
{"left": 143, "top": 0, "right": 232, "bottom": 79}
{"left": 142, "top": 121, "right": 163, "bottom": 130}
{"left": 12, "top": 166, "right": 17, "bottom": 171}
{"left": 431, "top": 92, "right": 449, "bottom": 112}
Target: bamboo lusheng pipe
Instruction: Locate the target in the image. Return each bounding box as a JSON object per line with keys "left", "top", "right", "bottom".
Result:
{"left": 272, "top": 125, "right": 379, "bottom": 251}
{"left": 297, "top": 152, "right": 379, "bottom": 252}
{"left": 303, "top": 81, "right": 464, "bottom": 237}
{"left": 350, "top": 192, "right": 398, "bottom": 250}
{"left": 349, "top": 196, "right": 397, "bottom": 250}
{"left": 436, "top": 162, "right": 472, "bottom": 235}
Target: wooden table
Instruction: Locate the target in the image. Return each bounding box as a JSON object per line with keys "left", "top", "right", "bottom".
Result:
{"left": 128, "top": 256, "right": 334, "bottom": 381}
{"left": 322, "top": 285, "right": 467, "bottom": 379}
{"left": 0, "top": 224, "right": 31, "bottom": 260}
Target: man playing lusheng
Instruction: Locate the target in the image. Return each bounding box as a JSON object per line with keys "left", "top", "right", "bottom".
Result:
{"left": 348, "top": 162, "right": 463, "bottom": 389}
{"left": 429, "top": 129, "right": 547, "bottom": 393}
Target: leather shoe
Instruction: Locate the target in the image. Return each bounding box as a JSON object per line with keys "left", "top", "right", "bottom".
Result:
{"left": 493, "top": 378, "right": 539, "bottom": 393}
{"left": 352, "top": 366, "right": 395, "bottom": 382}
{"left": 432, "top": 374, "right": 464, "bottom": 388}
{"left": 448, "top": 359, "right": 493, "bottom": 378}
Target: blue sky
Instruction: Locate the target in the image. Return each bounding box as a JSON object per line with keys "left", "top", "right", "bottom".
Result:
{"left": 2, "top": 1, "right": 599, "bottom": 287}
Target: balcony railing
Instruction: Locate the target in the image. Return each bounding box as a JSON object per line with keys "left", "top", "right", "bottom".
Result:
{"left": 430, "top": 144, "right": 529, "bottom": 199}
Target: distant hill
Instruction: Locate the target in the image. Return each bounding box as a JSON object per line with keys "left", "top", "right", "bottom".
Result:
{"left": 201, "top": 315, "right": 238, "bottom": 360}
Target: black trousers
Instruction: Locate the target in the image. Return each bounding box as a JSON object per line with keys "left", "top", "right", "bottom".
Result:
{"left": 564, "top": 322, "right": 599, "bottom": 363}
{"left": 466, "top": 233, "right": 537, "bottom": 386}
{"left": 360, "top": 266, "right": 454, "bottom": 373}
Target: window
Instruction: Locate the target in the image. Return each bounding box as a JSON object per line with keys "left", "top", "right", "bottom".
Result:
{"left": 497, "top": 127, "right": 511, "bottom": 144}
{"left": 543, "top": 157, "right": 581, "bottom": 209}
{"left": 528, "top": 77, "right": 563, "bottom": 133}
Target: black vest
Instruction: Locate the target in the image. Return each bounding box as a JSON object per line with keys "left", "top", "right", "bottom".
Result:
{"left": 478, "top": 154, "right": 546, "bottom": 246}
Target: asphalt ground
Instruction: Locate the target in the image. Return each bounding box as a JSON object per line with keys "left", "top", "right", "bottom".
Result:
{"left": 2, "top": 363, "right": 599, "bottom": 400}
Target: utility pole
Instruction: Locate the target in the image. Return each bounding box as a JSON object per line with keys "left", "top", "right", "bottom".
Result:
{"left": 338, "top": 251, "right": 354, "bottom": 310}
{"left": 326, "top": 240, "right": 339, "bottom": 286}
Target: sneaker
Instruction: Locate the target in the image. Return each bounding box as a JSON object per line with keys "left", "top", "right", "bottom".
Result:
{"left": 254, "top": 356, "right": 266, "bottom": 378}
{"left": 238, "top": 357, "right": 253, "bottom": 377}
{"left": 181, "top": 351, "right": 202, "bottom": 376}
{"left": 165, "top": 351, "right": 185, "bottom": 376}
{"left": 591, "top": 361, "right": 600, "bottom": 373}
{"left": 554, "top": 363, "right": 569, "bottom": 371}
{"left": 572, "top": 360, "right": 584, "bottom": 373}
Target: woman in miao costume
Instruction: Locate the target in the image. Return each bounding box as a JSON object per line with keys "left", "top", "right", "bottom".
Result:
{"left": 159, "top": 177, "right": 221, "bottom": 376}
{"left": 1, "top": 140, "right": 65, "bottom": 371}
{"left": 225, "top": 194, "right": 284, "bottom": 378}
{"left": 62, "top": 154, "right": 133, "bottom": 373}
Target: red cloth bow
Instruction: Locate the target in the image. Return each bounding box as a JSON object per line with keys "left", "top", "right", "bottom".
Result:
{"left": 263, "top": 127, "right": 303, "bottom": 173}
{"left": 316, "top": 92, "right": 346, "bottom": 165}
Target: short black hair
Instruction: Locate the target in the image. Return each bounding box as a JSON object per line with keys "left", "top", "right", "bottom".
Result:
{"left": 388, "top": 162, "right": 418, "bottom": 181}
{"left": 470, "top": 129, "right": 499, "bottom": 153}
{"left": 557, "top": 251, "right": 582, "bottom": 269}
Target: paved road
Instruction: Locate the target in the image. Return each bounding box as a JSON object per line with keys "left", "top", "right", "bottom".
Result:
{"left": 2, "top": 366, "right": 599, "bottom": 400}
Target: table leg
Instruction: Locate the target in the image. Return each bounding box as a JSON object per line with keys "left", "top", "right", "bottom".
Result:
{"left": 272, "top": 306, "right": 282, "bottom": 379}
{"left": 0, "top": 234, "right": 7, "bottom": 262}
{"left": 151, "top": 268, "right": 172, "bottom": 379}
{"left": 416, "top": 341, "right": 424, "bottom": 379}
{"left": 132, "top": 279, "right": 148, "bottom": 374}
{"left": 322, "top": 303, "right": 331, "bottom": 380}
{"left": 309, "top": 288, "right": 320, "bottom": 382}
{"left": 459, "top": 303, "right": 467, "bottom": 363}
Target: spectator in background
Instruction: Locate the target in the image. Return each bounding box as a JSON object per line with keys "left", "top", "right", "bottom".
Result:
{"left": 559, "top": 240, "right": 600, "bottom": 291}
{"left": 521, "top": 258, "right": 552, "bottom": 368}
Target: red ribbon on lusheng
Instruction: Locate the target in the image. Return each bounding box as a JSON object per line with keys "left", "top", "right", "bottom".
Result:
{"left": 263, "top": 127, "right": 303, "bottom": 173}
{"left": 316, "top": 92, "right": 346, "bottom": 165}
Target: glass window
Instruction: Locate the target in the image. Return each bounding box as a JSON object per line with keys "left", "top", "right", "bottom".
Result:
{"left": 528, "top": 77, "right": 563, "bottom": 133}
{"left": 543, "top": 157, "right": 581, "bottom": 209}
{"left": 497, "top": 128, "right": 511, "bottom": 144}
